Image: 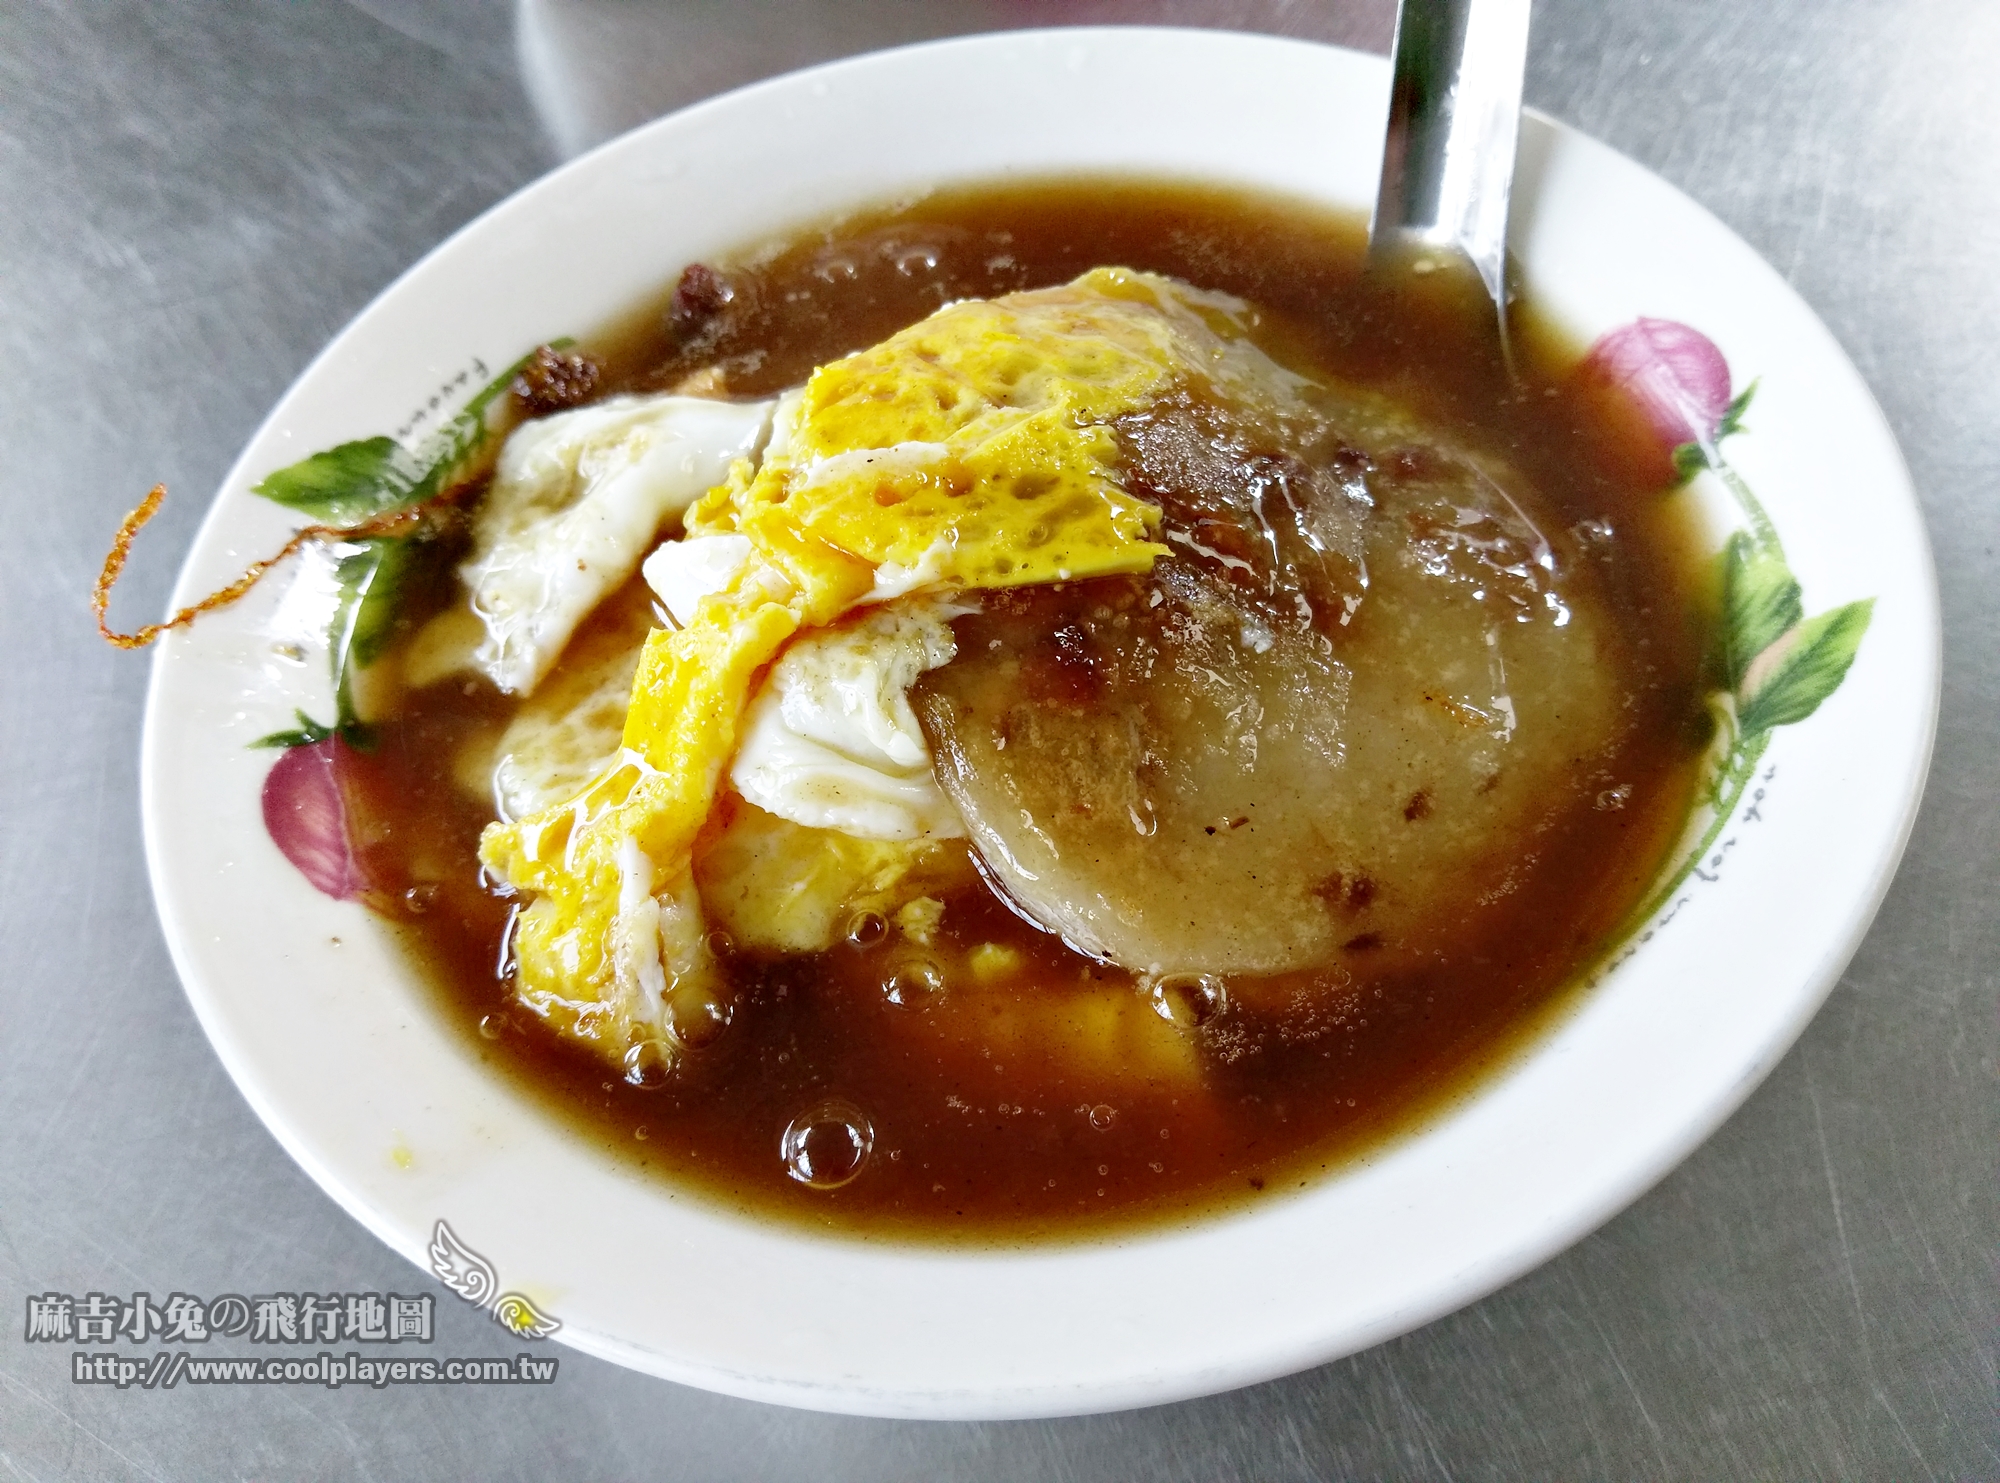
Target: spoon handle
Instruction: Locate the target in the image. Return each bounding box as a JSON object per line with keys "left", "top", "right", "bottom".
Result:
{"left": 1370, "top": 0, "right": 1533, "bottom": 316}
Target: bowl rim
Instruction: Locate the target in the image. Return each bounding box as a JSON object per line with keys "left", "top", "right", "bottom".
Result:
{"left": 140, "top": 25, "right": 1941, "bottom": 1418}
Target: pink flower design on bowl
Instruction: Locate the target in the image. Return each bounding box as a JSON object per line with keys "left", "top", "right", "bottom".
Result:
{"left": 1581, "top": 317, "right": 1733, "bottom": 450}
{"left": 262, "top": 736, "right": 372, "bottom": 901}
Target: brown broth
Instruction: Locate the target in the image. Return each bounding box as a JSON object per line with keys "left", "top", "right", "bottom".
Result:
{"left": 351, "top": 179, "right": 1716, "bottom": 1243}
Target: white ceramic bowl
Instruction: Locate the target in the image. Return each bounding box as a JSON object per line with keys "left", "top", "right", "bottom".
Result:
{"left": 142, "top": 28, "right": 1938, "bottom": 1417}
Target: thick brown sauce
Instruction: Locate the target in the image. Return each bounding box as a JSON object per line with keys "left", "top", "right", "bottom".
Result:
{"left": 350, "top": 180, "right": 1715, "bottom": 1243}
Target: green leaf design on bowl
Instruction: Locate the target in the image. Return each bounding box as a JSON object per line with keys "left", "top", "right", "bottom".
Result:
{"left": 1736, "top": 596, "right": 1875, "bottom": 737}
{"left": 1717, "top": 529, "right": 1803, "bottom": 692}
{"left": 244, "top": 348, "right": 552, "bottom": 743}
{"left": 252, "top": 436, "right": 427, "bottom": 526}
{"left": 1602, "top": 321, "right": 1876, "bottom": 933}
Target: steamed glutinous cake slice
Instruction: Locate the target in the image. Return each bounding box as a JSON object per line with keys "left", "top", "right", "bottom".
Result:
{"left": 913, "top": 329, "right": 1624, "bottom": 980}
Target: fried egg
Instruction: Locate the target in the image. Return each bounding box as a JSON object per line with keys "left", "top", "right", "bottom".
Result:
{"left": 479, "top": 269, "right": 1243, "bottom": 1064}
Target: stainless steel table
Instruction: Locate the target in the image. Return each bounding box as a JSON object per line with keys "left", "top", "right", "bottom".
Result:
{"left": 4, "top": 2, "right": 1992, "bottom": 1475}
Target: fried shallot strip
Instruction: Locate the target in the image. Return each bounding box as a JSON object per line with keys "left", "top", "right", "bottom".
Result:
{"left": 93, "top": 483, "right": 460, "bottom": 649}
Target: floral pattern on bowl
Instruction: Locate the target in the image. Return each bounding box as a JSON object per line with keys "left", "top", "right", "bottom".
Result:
{"left": 1578, "top": 317, "right": 1873, "bottom": 929}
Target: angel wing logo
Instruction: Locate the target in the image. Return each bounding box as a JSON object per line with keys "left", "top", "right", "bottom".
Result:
{"left": 428, "top": 1220, "right": 562, "bottom": 1339}
{"left": 492, "top": 1292, "right": 563, "bottom": 1340}
{"left": 427, "top": 1221, "right": 498, "bottom": 1307}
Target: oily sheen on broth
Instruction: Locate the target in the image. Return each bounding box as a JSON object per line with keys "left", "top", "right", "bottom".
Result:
{"left": 358, "top": 180, "right": 1713, "bottom": 1241}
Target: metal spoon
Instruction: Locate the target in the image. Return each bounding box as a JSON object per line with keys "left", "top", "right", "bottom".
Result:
{"left": 1370, "top": 0, "right": 1534, "bottom": 328}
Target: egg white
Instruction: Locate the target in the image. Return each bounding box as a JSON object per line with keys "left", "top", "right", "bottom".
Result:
{"left": 463, "top": 392, "right": 776, "bottom": 694}
{"left": 728, "top": 601, "right": 968, "bottom": 842}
